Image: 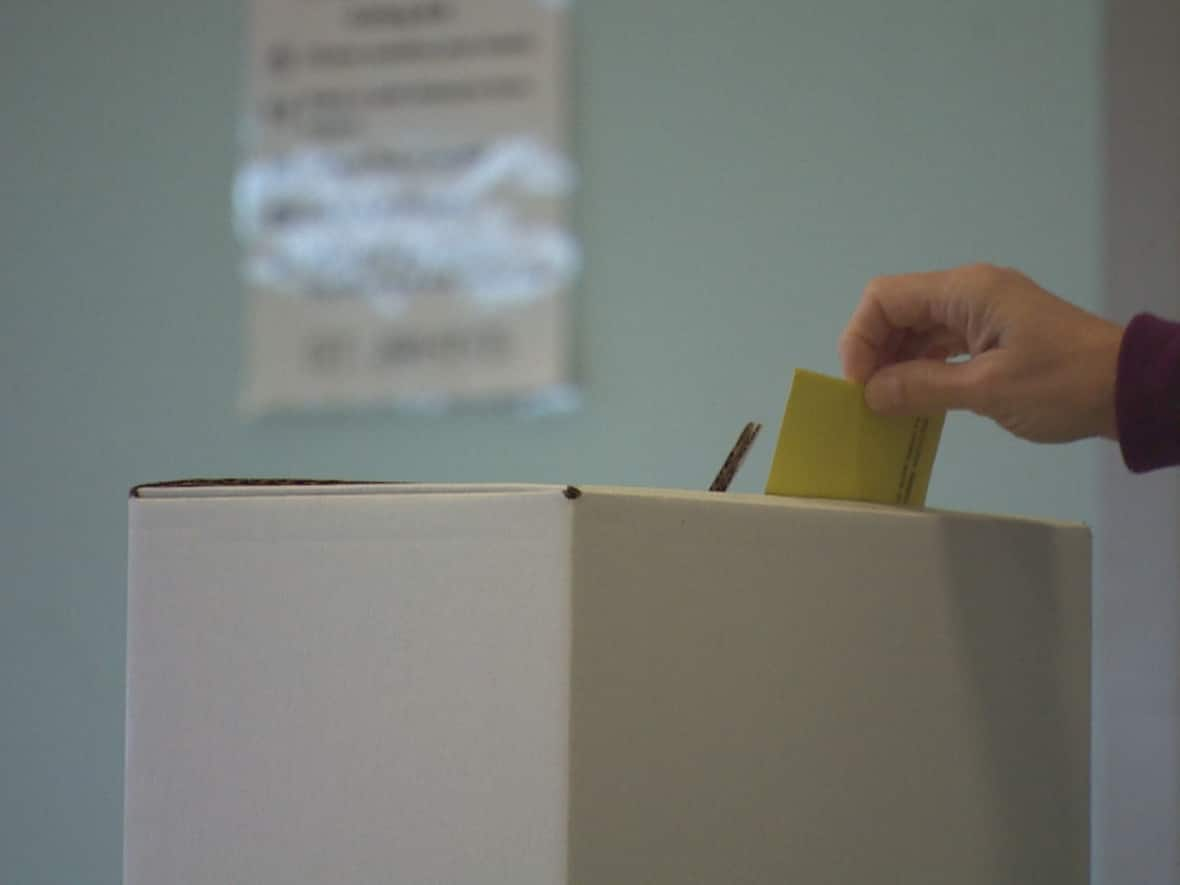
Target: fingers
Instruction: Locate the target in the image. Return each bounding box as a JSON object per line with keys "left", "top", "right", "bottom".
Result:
{"left": 839, "top": 268, "right": 982, "bottom": 383}
{"left": 864, "top": 356, "right": 992, "bottom": 416}
{"left": 893, "top": 328, "right": 969, "bottom": 363}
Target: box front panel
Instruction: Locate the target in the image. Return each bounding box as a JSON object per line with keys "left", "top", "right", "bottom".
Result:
{"left": 126, "top": 490, "right": 572, "bottom": 885}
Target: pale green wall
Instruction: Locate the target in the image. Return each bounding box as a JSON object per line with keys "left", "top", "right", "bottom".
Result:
{"left": 1, "top": 1, "right": 1102, "bottom": 881}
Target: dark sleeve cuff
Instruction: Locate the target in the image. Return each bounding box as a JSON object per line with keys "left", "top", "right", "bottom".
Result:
{"left": 1116, "top": 313, "right": 1180, "bottom": 473}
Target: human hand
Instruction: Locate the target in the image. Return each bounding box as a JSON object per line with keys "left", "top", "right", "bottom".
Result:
{"left": 838, "top": 263, "right": 1124, "bottom": 443}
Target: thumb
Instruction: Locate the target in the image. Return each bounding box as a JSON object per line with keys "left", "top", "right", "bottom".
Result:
{"left": 864, "top": 359, "right": 981, "bottom": 415}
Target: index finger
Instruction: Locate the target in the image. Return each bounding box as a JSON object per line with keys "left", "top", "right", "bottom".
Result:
{"left": 838, "top": 269, "right": 963, "bottom": 383}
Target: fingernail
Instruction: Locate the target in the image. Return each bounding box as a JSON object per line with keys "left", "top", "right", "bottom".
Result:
{"left": 865, "top": 375, "right": 899, "bottom": 413}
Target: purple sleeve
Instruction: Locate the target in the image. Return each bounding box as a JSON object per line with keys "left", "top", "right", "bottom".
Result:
{"left": 1116, "top": 313, "right": 1180, "bottom": 472}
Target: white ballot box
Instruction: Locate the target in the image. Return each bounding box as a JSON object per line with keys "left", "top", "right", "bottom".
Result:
{"left": 125, "top": 482, "right": 1090, "bottom": 884}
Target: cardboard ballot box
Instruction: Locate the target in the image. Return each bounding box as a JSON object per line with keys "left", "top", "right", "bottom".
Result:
{"left": 125, "top": 482, "right": 1090, "bottom": 884}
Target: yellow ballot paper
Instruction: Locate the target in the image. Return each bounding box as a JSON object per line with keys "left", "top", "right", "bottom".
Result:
{"left": 765, "top": 369, "right": 945, "bottom": 506}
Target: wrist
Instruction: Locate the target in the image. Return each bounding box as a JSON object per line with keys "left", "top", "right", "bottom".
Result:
{"left": 1095, "top": 321, "right": 1124, "bottom": 441}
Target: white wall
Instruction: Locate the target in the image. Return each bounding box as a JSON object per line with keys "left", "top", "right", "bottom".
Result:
{"left": 1097, "top": 1, "right": 1180, "bottom": 881}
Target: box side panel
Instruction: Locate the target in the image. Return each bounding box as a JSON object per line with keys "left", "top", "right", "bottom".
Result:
{"left": 569, "top": 492, "right": 1090, "bottom": 885}
{"left": 126, "top": 491, "right": 572, "bottom": 885}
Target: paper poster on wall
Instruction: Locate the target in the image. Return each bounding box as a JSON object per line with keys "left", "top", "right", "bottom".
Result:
{"left": 236, "top": 0, "right": 577, "bottom": 413}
